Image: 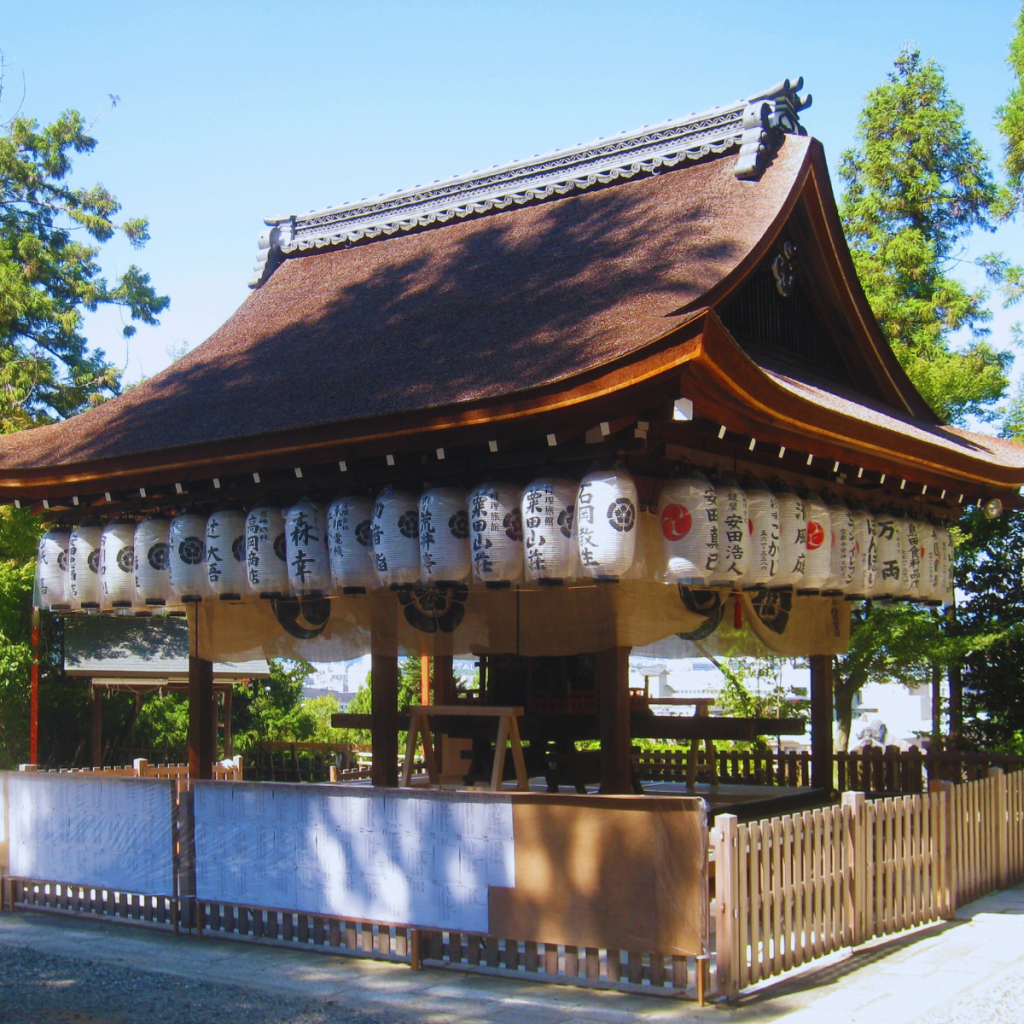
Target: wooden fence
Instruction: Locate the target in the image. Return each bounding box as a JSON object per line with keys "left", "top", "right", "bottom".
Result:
{"left": 714, "top": 769, "right": 1022, "bottom": 997}
{"left": 249, "top": 742, "right": 362, "bottom": 783}
{"left": 193, "top": 904, "right": 697, "bottom": 992}
{"left": 19, "top": 758, "right": 243, "bottom": 784}
{"left": 637, "top": 746, "right": 1024, "bottom": 795}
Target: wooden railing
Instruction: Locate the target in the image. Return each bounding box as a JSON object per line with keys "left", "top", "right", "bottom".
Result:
{"left": 636, "top": 746, "right": 1024, "bottom": 795}
{"left": 194, "top": 902, "right": 697, "bottom": 994}
{"left": 249, "top": 742, "right": 362, "bottom": 783}
{"left": 714, "top": 769, "right": 1024, "bottom": 997}
{"left": 18, "top": 758, "right": 243, "bottom": 784}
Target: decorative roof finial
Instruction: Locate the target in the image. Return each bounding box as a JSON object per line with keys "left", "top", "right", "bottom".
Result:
{"left": 734, "top": 78, "right": 813, "bottom": 180}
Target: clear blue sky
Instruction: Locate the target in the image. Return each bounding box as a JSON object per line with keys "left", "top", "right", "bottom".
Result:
{"left": 3, "top": 0, "right": 1023, "bottom": 389}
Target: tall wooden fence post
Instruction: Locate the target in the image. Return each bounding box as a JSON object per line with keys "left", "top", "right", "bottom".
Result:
{"left": 714, "top": 813, "right": 739, "bottom": 999}
{"left": 841, "top": 792, "right": 866, "bottom": 946}
{"left": 990, "top": 767, "right": 1009, "bottom": 889}
{"left": 929, "top": 778, "right": 956, "bottom": 918}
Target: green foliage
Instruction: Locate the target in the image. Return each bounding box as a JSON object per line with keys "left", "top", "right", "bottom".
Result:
{"left": 998, "top": 4, "right": 1024, "bottom": 215}
{"left": 840, "top": 48, "right": 1014, "bottom": 423}
{"left": 229, "top": 659, "right": 315, "bottom": 751}
{"left": 715, "top": 658, "right": 809, "bottom": 751}
{"left": 953, "top": 508, "right": 1024, "bottom": 751}
{"left": 0, "top": 82, "right": 168, "bottom": 429}
{"left": 345, "top": 656, "right": 427, "bottom": 746}
{"left": 0, "top": 506, "right": 39, "bottom": 768}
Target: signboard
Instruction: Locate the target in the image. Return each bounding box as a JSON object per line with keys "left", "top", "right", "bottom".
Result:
{"left": 5, "top": 773, "right": 175, "bottom": 896}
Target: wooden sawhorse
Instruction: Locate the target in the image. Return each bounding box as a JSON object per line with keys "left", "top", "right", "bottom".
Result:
{"left": 400, "top": 705, "right": 529, "bottom": 791}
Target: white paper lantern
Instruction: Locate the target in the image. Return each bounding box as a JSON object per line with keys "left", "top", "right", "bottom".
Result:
{"left": 891, "top": 511, "right": 913, "bottom": 599}
{"left": 419, "top": 486, "right": 471, "bottom": 584}
{"left": 372, "top": 485, "right": 421, "bottom": 587}
{"left": 658, "top": 468, "right": 719, "bottom": 587}
{"left": 68, "top": 519, "right": 103, "bottom": 609}
{"left": 521, "top": 477, "right": 578, "bottom": 584}
{"left": 575, "top": 467, "right": 638, "bottom": 581}
{"left": 467, "top": 481, "right": 524, "bottom": 586}
{"left": 771, "top": 481, "right": 807, "bottom": 590}
{"left": 205, "top": 506, "right": 248, "bottom": 600}
{"left": 327, "top": 495, "right": 377, "bottom": 593}
{"left": 823, "top": 501, "right": 855, "bottom": 596}
{"left": 134, "top": 515, "right": 172, "bottom": 606}
{"left": 168, "top": 511, "right": 209, "bottom": 603}
{"left": 903, "top": 517, "right": 924, "bottom": 601}
{"left": 846, "top": 505, "right": 876, "bottom": 599}
{"left": 800, "top": 491, "right": 833, "bottom": 593}
{"left": 743, "top": 475, "right": 780, "bottom": 589}
{"left": 920, "top": 519, "right": 941, "bottom": 605}
{"left": 245, "top": 504, "right": 289, "bottom": 598}
{"left": 872, "top": 510, "right": 903, "bottom": 598}
{"left": 708, "top": 474, "right": 749, "bottom": 589}
{"left": 284, "top": 498, "right": 330, "bottom": 597}
{"left": 101, "top": 518, "right": 136, "bottom": 608}
{"left": 936, "top": 523, "right": 954, "bottom": 606}
{"left": 37, "top": 527, "right": 71, "bottom": 610}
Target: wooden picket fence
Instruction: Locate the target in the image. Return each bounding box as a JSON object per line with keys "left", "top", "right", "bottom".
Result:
{"left": 194, "top": 900, "right": 698, "bottom": 993}
{"left": 20, "top": 758, "right": 243, "bottom": 783}
{"left": 714, "top": 769, "right": 1023, "bottom": 997}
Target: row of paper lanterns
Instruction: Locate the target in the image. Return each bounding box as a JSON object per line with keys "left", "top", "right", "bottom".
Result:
{"left": 34, "top": 467, "right": 954, "bottom": 610}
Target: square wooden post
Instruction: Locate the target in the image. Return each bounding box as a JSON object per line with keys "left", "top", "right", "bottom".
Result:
{"left": 597, "top": 646, "right": 632, "bottom": 795}
{"left": 809, "top": 655, "right": 834, "bottom": 792}
{"left": 371, "top": 594, "right": 399, "bottom": 788}
{"left": 90, "top": 684, "right": 103, "bottom": 767}
{"left": 714, "top": 812, "right": 739, "bottom": 998}
{"left": 371, "top": 654, "right": 399, "bottom": 787}
{"left": 990, "top": 767, "right": 1009, "bottom": 889}
{"left": 188, "top": 656, "right": 215, "bottom": 780}
{"left": 841, "top": 791, "right": 866, "bottom": 945}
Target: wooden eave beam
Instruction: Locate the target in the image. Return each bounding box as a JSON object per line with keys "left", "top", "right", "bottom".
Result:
{"left": 6, "top": 306, "right": 1023, "bottom": 509}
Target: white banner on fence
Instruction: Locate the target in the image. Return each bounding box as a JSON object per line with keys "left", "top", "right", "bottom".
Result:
{"left": 5, "top": 773, "right": 175, "bottom": 896}
{"left": 193, "top": 784, "right": 515, "bottom": 933}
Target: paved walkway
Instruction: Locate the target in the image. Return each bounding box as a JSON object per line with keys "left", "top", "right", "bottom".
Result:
{"left": 1, "top": 885, "right": 1023, "bottom": 1023}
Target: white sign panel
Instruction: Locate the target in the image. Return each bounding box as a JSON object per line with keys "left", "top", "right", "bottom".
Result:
{"left": 194, "top": 784, "right": 515, "bottom": 933}
{"left": 6, "top": 773, "right": 174, "bottom": 896}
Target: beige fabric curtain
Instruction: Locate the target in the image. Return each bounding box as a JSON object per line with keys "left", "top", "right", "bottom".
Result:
{"left": 197, "top": 580, "right": 850, "bottom": 662}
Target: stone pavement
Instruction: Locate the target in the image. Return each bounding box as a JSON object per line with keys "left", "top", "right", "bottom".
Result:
{"left": 1, "top": 884, "right": 1023, "bottom": 1023}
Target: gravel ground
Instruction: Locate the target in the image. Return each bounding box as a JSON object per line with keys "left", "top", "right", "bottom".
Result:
{"left": 0, "top": 945, "right": 404, "bottom": 1024}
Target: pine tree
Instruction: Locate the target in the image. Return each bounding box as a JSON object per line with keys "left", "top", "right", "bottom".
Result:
{"left": 840, "top": 49, "right": 1013, "bottom": 423}
{"left": 0, "top": 77, "right": 168, "bottom": 430}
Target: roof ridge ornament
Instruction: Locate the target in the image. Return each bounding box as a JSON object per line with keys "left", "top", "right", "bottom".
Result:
{"left": 735, "top": 78, "right": 813, "bottom": 180}
{"left": 249, "top": 78, "right": 811, "bottom": 288}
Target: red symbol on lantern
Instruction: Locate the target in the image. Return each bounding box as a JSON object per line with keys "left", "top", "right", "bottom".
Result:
{"left": 661, "top": 504, "right": 692, "bottom": 541}
{"left": 748, "top": 518, "right": 754, "bottom": 535}
{"left": 807, "top": 520, "right": 825, "bottom": 550}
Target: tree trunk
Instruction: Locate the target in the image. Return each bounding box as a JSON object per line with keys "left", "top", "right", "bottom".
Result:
{"left": 931, "top": 661, "right": 942, "bottom": 752}
{"left": 833, "top": 668, "right": 865, "bottom": 754}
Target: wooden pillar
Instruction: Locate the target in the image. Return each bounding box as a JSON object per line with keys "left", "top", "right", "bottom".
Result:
{"left": 931, "top": 662, "right": 943, "bottom": 751}
{"left": 420, "top": 654, "right": 431, "bottom": 706}
{"left": 597, "top": 647, "right": 632, "bottom": 795}
{"left": 809, "top": 654, "right": 834, "bottom": 791}
{"left": 188, "top": 655, "right": 215, "bottom": 780}
{"left": 948, "top": 664, "right": 963, "bottom": 750}
{"left": 90, "top": 684, "right": 103, "bottom": 768}
{"left": 435, "top": 655, "right": 455, "bottom": 704}
{"left": 371, "top": 655, "right": 399, "bottom": 787}
{"left": 370, "top": 595, "right": 399, "bottom": 788}
{"left": 29, "top": 608, "right": 40, "bottom": 765}
{"left": 223, "top": 686, "right": 233, "bottom": 758}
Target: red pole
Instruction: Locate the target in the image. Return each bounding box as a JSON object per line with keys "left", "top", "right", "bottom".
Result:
{"left": 30, "top": 606, "right": 40, "bottom": 765}
{"left": 420, "top": 655, "right": 431, "bottom": 706}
